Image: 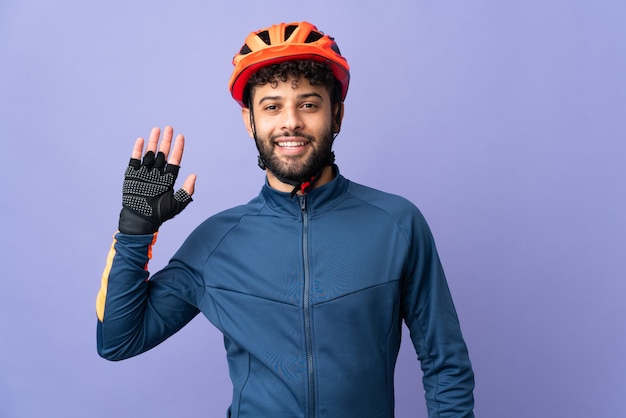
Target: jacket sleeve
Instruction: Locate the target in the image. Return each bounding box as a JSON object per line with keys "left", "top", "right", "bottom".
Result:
{"left": 96, "top": 232, "right": 202, "bottom": 361}
{"left": 401, "top": 210, "right": 475, "bottom": 417}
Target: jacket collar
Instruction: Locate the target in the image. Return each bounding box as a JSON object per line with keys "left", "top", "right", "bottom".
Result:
{"left": 260, "top": 166, "right": 349, "bottom": 218}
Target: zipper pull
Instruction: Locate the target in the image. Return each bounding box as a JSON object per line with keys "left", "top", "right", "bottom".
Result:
{"left": 299, "top": 195, "right": 307, "bottom": 212}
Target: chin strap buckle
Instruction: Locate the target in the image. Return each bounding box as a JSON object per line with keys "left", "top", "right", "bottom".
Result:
{"left": 290, "top": 177, "right": 316, "bottom": 198}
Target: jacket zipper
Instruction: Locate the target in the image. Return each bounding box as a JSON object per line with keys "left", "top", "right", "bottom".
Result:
{"left": 300, "top": 195, "right": 315, "bottom": 418}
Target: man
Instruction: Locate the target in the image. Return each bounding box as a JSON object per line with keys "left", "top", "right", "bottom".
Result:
{"left": 96, "top": 21, "right": 475, "bottom": 417}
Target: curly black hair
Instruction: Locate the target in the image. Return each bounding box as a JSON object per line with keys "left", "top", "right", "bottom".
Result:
{"left": 244, "top": 59, "right": 342, "bottom": 107}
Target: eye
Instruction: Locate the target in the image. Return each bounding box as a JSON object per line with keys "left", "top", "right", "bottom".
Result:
{"left": 300, "top": 102, "right": 318, "bottom": 111}
{"left": 263, "top": 104, "right": 279, "bottom": 112}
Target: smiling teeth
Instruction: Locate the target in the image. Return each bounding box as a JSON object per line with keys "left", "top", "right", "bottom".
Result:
{"left": 278, "top": 141, "right": 306, "bottom": 147}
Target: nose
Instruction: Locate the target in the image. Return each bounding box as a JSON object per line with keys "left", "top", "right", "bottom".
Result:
{"left": 281, "top": 105, "right": 303, "bottom": 132}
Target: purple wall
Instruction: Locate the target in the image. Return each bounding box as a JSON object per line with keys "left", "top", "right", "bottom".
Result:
{"left": 2, "top": 1, "right": 625, "bottom": 417}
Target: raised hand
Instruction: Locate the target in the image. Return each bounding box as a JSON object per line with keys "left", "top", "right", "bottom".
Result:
{"left": 118, "top": 126, "right": 197, "bottom": 235}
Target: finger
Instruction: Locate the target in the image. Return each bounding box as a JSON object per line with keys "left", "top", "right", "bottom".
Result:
{"left": 153, "top": 151, "right": 167, "bottom": 170}
{"left": 131, "top": 137, "right": 144, "bottom": 160}
{"left": 168, "top": 133, "right": 185, "bottom": 166}
{"left": 158, "top": 126, "right": 175, "bottom": 159}
{"left": 142, "top": 150, "right": 155, "bottom": 168}
{"left": 146, "top": 127, "right": 161, "bottom": 154}
{"left": 182, "top": 173, "right": 196, "bottom": 196}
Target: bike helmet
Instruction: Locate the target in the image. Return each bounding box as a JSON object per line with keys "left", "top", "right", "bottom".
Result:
{"left": 229, "top": 21, "right": 350, "bottom": 108}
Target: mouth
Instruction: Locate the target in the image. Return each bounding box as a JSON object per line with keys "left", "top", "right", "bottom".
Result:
{"left": 276, "top": 140, "right": 308, "bottom": 148}
{"left": 274, "top": 137, "right": 310, "bottom": 155}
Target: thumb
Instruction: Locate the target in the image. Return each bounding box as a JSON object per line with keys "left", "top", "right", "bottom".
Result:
{"left": 182, "top": 174, "right": 197, "bottom": 196}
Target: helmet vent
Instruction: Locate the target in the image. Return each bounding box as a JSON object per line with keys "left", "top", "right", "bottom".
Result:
{"left": 257, "top": 30, "right": 271, "bottom": 45}
{"left": 239, "top": 44, "right": 252, "bottom": 55}
{"left": 284, "top": 25, "right": 298, "bottom": 40}
{"left": 304, "top": 31, "right": 323, "bottom": 43}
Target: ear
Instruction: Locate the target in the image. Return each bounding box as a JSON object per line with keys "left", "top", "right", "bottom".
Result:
{"left": 241, "top": 107, "right": 254, "bottom": 138}
{"left": 333, "top": 102, "right": 345, "bottom": 133}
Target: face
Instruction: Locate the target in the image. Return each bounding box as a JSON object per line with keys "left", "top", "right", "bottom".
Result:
{"left": 243, "top": 77, "right": 339, "bottom": 186}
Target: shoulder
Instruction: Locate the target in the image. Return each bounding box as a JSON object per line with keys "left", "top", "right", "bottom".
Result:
{"left": 196, "top": 197, "right": 263, "bottom": 235}
{"left": 343, "top": 179, "right": 433, "bottom": 239}
{"left": 346, "top": 180, "right": 423, "bottom": 218}
{"left": 180, "top": 196, "right": 264, "bottom": 252}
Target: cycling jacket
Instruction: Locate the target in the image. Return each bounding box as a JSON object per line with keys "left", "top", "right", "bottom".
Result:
{"left": 96, "top": 170, "right": 474, "bottom": 417}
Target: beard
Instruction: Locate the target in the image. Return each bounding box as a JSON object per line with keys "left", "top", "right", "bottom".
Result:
{"left": 255, "top": 128, "right": 334, "bottom": 183}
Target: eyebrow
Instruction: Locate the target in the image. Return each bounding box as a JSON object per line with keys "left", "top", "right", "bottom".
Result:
{"left": 257, "top": 92, "right": 324, "bottom": 105}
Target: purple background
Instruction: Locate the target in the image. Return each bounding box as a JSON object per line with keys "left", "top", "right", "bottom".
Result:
{"left": 2, "top": 1, "right": 625, "bottom": 417}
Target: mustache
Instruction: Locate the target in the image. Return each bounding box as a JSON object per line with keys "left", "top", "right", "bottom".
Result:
{"left": 271, "top": 132, "right": 315, "bottom": 142}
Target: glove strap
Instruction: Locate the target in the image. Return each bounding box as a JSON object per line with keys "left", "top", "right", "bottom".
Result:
{"left": 118, "top": 207, "right": 161, "bottom": 235}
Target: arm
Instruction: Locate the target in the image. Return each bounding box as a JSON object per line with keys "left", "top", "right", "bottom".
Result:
{"left": 401, "top": 211, "right": 475, "bottom": 417}
{"left": 96, "top": 126, "right": 199, "bottom": 360}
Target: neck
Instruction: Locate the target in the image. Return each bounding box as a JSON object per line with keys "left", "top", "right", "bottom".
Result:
{"left": 267, "top": 165, "right": 335, "bottom": 195}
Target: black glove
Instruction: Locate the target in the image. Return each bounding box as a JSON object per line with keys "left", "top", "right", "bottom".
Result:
{"left": 119, "top": 150, "right": 192, "bottom": 234}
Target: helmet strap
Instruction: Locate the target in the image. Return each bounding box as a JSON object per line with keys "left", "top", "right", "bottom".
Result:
{"left": 250, "top": 100, "right": 338, "bottom": 197}
{"left": 332, "top": 103, "right": 343, "bottom": 139}
{"left": 257, "top": 152, "right": 335, "bottom": 198}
